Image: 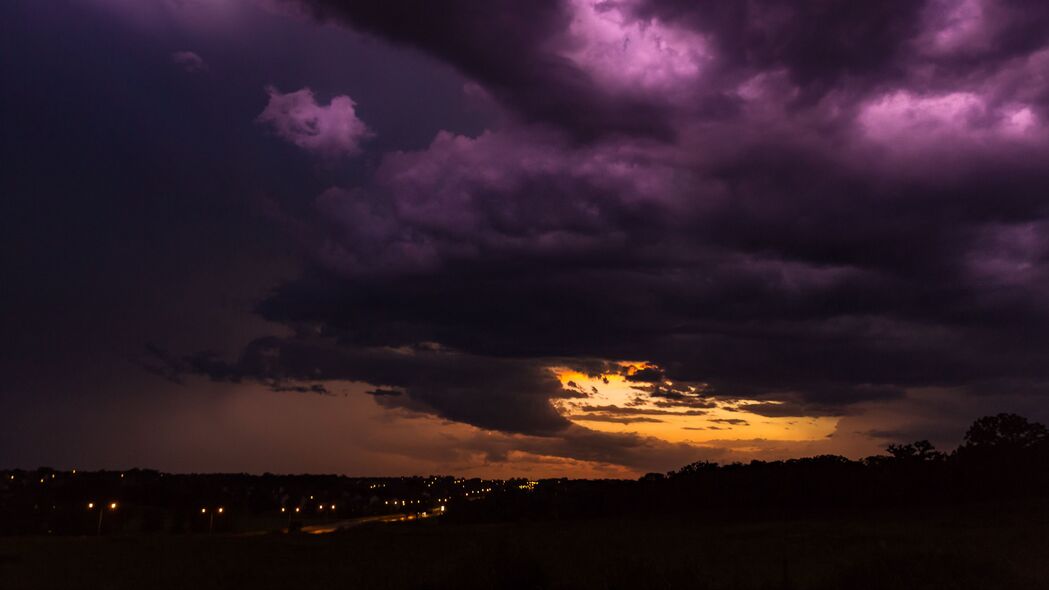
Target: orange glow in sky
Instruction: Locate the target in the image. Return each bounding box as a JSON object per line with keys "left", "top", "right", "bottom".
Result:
{"left": 551, "top": 363, "right": 838, "bottom": 446}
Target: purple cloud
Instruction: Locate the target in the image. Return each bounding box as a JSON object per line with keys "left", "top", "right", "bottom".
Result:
{"left": 256, "top": 85, "right": 373, "bottom": 158}
{"left": 169, "top": 0, "right": 1049, "bottom": 463}
{"left": 170, "top": 50, "right": 206, "bottom": 73}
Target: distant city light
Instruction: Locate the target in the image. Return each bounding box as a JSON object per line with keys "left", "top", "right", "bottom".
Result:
{"left": 87, "top": 502, "right": 95, "bottom": 509}
{"left": 109, "top": 502, "right": 117, "bottom": 510}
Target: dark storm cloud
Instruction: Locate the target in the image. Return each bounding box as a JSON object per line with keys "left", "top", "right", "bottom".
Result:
{"left": 284, "top": 0, "right": 675, "bottom": 140}
{"left": 578, "top": 405, "right": 708, "bottom": 417}
{"left": 710, "top": 418, "right": 749, "bottom": 426}
{"left": 168, "top": 0, "right": 1049, "bottom": 451}
{"left": 732, "top": 402, "right": 846, "bottom": 419}
{"left": 167, "top": 336, "right": 572, "bottom": 435}
{"left": 624, "top": 365, "right": 665, "bottom": 383}
{"left": 624, "top": 0, "right": 928, "bottom": 93}
{"left": 570, "top": 414, "right": 664, "bottom": 424}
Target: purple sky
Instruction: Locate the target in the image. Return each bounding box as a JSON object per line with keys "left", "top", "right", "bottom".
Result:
{"left": 3, "top": 0, "right": 1049, "bottom": 477}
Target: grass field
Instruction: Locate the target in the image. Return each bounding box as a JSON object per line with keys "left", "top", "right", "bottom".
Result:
{"left": 2, "top": 503, "right": 1048, "bottom": 589}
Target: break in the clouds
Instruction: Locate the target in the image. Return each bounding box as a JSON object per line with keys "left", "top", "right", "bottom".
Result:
{"left": 257, "top": 85, "right": 372, "bottom": 158}
{"left": 7, "top": 0, "right": 1049, "bottom": 475}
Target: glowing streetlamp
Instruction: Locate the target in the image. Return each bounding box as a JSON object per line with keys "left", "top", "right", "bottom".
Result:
{"left": 90, "top": 501, "right": 118, "bottom": 535}
{"left": 283, "top": 506, "right": 301, "bottom": 532}
{"left": 201, "top": 507, "right": 225, "bottom": 533}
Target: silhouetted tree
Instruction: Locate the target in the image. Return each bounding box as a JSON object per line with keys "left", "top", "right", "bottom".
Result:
{"left": 954, "top": 414, "right": 1049, "bottom": 496}
{"left": 960, "top": 414, "right": 1048, "bottom": 452}
{"left": 886, "top": 440, "right": 944, "bottom": 462}
{"left": 670, "top": 461, "right": 718, "bottom": 478}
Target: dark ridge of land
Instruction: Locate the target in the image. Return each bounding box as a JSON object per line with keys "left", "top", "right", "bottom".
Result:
{"left": 2, "top": 501, "right": 1047, "bottom": 589}
{"left": 4, "top": 413, "right": 1049, "bottom": 588}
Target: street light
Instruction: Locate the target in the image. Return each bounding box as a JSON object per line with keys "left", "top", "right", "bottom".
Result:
{"left": 284, "top": 506, "right": 301, "bottom": 532}
{"left": 202, "top": 507, "right": 224, "bottom": 533}
{"left": 90, "top": 501, "right": 118, "bottom": 535}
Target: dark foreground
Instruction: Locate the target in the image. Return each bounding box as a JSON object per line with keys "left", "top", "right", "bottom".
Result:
{"left": 2, "top": 502, "right": 1047, "bottom": 590}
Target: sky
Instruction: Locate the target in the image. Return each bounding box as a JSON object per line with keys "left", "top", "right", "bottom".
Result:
{"left": 3, "top": 0, "right": 1049, "bottom": 478}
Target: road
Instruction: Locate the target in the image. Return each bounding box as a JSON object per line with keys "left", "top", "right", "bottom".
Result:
{"left": 299, "top": 511, "right": 436, "bottom": 535}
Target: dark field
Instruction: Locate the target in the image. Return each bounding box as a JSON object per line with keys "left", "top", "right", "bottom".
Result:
{"left": 3, "top": 503, "right": 1047, "bottom": 590}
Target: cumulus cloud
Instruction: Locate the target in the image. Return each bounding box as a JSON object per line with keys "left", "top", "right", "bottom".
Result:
{"left": 256, "top": 85, "right": 372, "bottom": 158}
{"left": 287, "top": 0, "right": 676, "bottom": 140}
{"left": 170, "top": 50, "right": 207, "bottom": 73}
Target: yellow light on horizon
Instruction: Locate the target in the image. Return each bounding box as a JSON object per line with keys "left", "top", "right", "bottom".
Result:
{"left": 109, "top": 502, "right": 117, "bottom": 510}
{"left": 87, "top": 502, "right": 95, "bottom": 509}
{"left": 552, "top": 364, "right": 838, "bottom": 447}
{"left": 217, "top": 507, "right": 224, "bottom": 514}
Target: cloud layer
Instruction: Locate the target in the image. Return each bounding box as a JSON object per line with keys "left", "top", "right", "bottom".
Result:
{"left": 168, "top": 0, "right": 1049, "bottom": 469}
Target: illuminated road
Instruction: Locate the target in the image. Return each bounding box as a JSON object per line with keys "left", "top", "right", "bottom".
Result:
{"left": 299, "top": 511, "right": 435, "bottom": 535}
